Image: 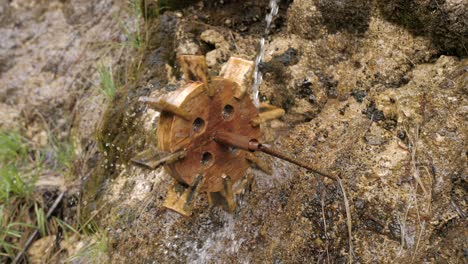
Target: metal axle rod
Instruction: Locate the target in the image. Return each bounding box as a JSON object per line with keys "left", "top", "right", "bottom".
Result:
{"left": 214, "top": 130, "right": 335, "bottom": 180}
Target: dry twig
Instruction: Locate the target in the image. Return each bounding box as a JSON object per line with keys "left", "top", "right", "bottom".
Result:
{"left": 338, "top": 177, "right": 353, "bottom": 264}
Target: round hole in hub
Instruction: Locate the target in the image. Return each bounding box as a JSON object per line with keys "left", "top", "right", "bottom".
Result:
{"left": 223, "top": 104, "right": 234, "bottom": 120}
{"left": 192, "top": 117, "right": 205, "bottom": 133}
{"left": 201, "top": 152, "right": 213, "bottom": 166}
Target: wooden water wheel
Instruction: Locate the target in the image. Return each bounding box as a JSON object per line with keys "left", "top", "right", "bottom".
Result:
{"left": 133, "top": 55, "right": 287, "bottom": 216}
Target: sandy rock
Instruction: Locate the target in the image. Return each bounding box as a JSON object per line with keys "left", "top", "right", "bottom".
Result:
{"left": 200, "top": 29, "right": 229, "bottom": 50}
{"left": 365, "top": 124, "right": 387, "bottom": 146}
{"left": 0, "top": 103, "right": 21, "bottom": 130}
{"left": 32, "top": 130, "right": 48, "bottom": 147}
{"left": 264, "top": 36, "right": 301, "bottom": 62}
{"left": 176, "top": 40, "right": 201, "bottom": 55}
{"left": 28, "top": 236, "right": 55, "bottom": 264}
{"left": 205, "top": 49, "right": 225, "bottom": 67}
{"left": 200, "top": 29, "right": 230, "bottom": 66}
{"left": 289, "top": 98, "right": 315, "bottom": 117}
{"left": 287, "top": 0, "right": 326, "bottom": 40}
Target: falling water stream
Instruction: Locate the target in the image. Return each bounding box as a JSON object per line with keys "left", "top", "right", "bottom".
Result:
{"left": 179, "top": 4, "right": 284, "bottom": 261}
{"left": 251, "top": 0, "right": 280, "bottom": 107}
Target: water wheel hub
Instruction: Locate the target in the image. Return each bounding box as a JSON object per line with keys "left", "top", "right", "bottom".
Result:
{"left": 157, "top": 76, "right": 261, "bottom": 193}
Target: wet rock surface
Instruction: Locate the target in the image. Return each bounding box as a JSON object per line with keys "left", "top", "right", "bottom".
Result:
{"left": 1, "top": 0, "right": 466, "bottom": 263}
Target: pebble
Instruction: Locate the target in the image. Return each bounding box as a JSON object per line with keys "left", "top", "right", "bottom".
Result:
{"left": 365, "top": 134, "right": 384, "bottom": 145}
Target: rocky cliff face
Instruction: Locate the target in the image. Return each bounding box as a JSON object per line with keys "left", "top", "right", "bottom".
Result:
{"left": 1, "top": 0, "right": 466, "bottom": 263}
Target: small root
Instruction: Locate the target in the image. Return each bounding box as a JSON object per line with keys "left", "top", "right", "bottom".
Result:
{"left": 321, "top": 191, "right": 330, "bottom": 264}
{"left": 337, "top": 177, "right": 353, "bottom": 264}
{"left": 408, "top": 125, "right": 428, "bottom": 195}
